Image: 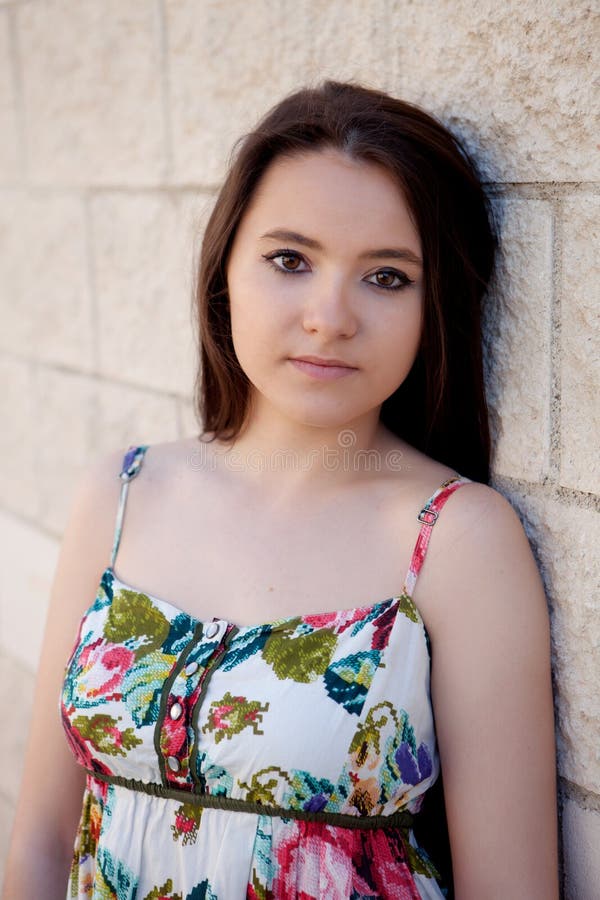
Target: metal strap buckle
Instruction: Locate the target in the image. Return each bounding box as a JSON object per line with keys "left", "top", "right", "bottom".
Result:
{"left": 417, "top": 507, "right": 438, "bottom": 526}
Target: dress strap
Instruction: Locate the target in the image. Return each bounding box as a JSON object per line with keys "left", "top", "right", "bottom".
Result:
{"left": 110, "top": 444, "right": 150, "bottom": 570}
{"left": 402, "top": 474, "right": 472, "bottom": 598}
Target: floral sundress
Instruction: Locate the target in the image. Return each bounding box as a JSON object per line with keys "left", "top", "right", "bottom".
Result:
{"left": 59, "top": 443, "right": 472, "bottom": 898}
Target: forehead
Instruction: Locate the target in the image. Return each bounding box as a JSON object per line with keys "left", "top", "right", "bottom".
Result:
{"left": 238, "top": 149, "right": 420, "bottom": 250}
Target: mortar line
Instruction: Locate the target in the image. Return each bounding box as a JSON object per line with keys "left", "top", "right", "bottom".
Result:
{"left": 549, "top": 195, "right": 562, "bottom": 481}
{"left": 560, "top": 778, "right": 600, "bottom": 814}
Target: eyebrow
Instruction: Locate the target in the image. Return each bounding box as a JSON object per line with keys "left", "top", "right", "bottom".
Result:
{"left": 259, "top": 228, "right": 422, "bottom": 266}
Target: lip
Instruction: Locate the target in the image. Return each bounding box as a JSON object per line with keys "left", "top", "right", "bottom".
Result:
{"left": 290, "top": 355, "right": 357, "bottom": 368}
{"left": 289, "top": 356, "right": 358, "bottom": 381}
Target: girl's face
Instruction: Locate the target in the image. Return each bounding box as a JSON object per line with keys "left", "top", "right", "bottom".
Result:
{"left": 226, "top": 148, "right": 424, "bottom": 433}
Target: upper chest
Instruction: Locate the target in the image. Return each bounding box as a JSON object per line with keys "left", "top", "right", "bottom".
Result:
{"left": 109, "top": 458, "right": 446, "bottom": 627}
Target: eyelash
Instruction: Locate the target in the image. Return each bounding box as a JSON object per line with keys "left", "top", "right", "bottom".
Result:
{"left": 261, "top": 249, "right": 415, "bottom": 292}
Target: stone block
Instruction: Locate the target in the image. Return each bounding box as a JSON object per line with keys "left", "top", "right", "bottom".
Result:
{"left": 508, "top": 491, "right": 600, "bottom": 794}
{"left": 0, "top": 510, "right": 59, "bottom": 670}
{"left": 0, "top": 652, "right": 36, "bottom": 803}
{"left": 391, "top": 0, "right": 599, "bottom": 183}
{"left": 304, "top": 0, "right": 401, "bottom": 93}
{"left": 166, "top": 0, "right": 313, "bottom": 184}
{"left": 17, "top": 0, "right": 165, "bottom": 184}
{"left": 560, "top": 196, "right": 600, "bottom": 495}
{"left": 0, "top": 356, "right": 37, "bottom": 517}
{"left": 0, "top": 190, "right": 93, "bottom": 368}
{"left": 92, "top": 379, "right": 179, "bottom": 459}
{"left": 32, "top": 367, "right": 95, "bottom": 534}
{"left": 92, "top": 191, "right": 204, "bottom": 395}
{"left": 482, "top": 196, "right": 553, "bottom": 481}
{"left": 0, "top": 790, "right": 15, "bottom": 889}
{"left": 178, "top": 396, "right": 202, "bottom": 440}
{"left": 563, "top": 799, "right": 600, "bottom": 900}
{"left": 0, "top": 11, "right": 20, "bottom": 181}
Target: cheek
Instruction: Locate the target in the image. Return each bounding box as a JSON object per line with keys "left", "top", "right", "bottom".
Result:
{"left": 229, "top": 291, "right": 280, "bottom": 371}
{"left": 229, "top": 273, "right": 292, "bottom": 352}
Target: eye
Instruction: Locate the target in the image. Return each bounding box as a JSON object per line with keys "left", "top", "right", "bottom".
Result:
{"left": 365, "top": 269, "right": 415, "bottom": 292}
{"left": 261, "top": 249, "right": 308, "bottom": 275}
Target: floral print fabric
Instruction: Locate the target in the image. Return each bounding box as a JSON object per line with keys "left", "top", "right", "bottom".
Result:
{"left": 59, "top": 444, "right": 471, "bottom": 898}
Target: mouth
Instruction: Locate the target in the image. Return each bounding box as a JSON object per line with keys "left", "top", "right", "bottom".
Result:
{"left": 290, "top": 355, "right": 357, "bottom": 369}
{"left": 288, "top": 357, "right": 358, "bottom": 381}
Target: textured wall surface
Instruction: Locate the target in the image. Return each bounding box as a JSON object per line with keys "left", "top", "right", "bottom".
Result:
{"left": 0, "top": 0, "right": 598, "bottom": 895}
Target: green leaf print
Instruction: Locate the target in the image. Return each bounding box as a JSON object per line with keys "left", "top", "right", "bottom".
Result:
{"left": 143, "top": 880, "right": 182, "bottom": 900}
{"left": 73, "top": 713, "right": 143, "bottom": 756}
{"left": 262, "top": 618, "right": 338, "bottom": 682}
{"left": 201, "top": 691, "right": 269, "bottom": 743}
{"left": 397, "top": 591, "right": 420, "bottom": 623}
{"left": 104, "top": 588, "right": 170, "bottom": 659}
{"left": 349, "top": 701, "right": 400, "bottom": 761}
{"left": 238, "top": 766, "right": 294, "bottom": 804}
{"left": 405, "top": 840, "right": 441, "bottom": 879}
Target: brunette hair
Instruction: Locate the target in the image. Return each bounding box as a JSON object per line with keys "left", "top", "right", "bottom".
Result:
{"left": 192, "top": 78, "right": 497, "bottom": 484}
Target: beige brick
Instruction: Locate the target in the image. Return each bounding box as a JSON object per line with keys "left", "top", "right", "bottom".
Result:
{"left": 0, "top": 190, "right": 93, "bottom": 368}
{"left": 0, "top": 652, "right": 36, "bottom": 803}
{"left": 166, "top": 0, "right": 313, "bottom": 184}
{"left": 560, "top": 196, "right": 600, "bottom": 495}
{"left": 509, "top": 492, "right": 600, "bottom": 794}
{"left": 563, "top": 799, "right": 600, "bottom": 900}
{"left": 33, "top": 367, "right": 95, "bottom": 534}
{"left": 0, "top": 356, "right": 37, "bottom": 517}
{"left": 177, "top": 396, "right": 202, "bottom": 440}
{"left": 0, "top": 790, "right": 16, "bottom": 889}
{"left": 0, "top": 510, "right": 59, "bottom": 670}
{"left": 0, "top": 11, "right": 19, "bottom": 181}
{"left": 17, "top": 0, "right": 165, "bottom": 185}
{"left": 304, "top": 0, "right": 400, "bottom": 92}
{"left": 482, "top": 197, "right": 553, "bottom": 481}
{"left": 92, "top": 380, "right": 179, "bottom": 459}
{"left": 93, "top": 191, "right": 203, "bottom": 395}
{"left": 391, "top": 0, "right": 599, "bottom": 183}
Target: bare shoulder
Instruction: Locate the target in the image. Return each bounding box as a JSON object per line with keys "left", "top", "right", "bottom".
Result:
{"left": 422, "top": 480, "right": 559, "bottom": 897}
{"left": 414, "top": 477, "right": 549, "bottom": 637}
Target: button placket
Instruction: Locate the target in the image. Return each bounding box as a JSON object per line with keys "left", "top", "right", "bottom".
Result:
{"left": 160, "top": 619, "right": 233, "bottom": 789}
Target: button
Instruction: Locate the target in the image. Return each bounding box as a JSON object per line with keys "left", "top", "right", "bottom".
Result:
{"left": 169, "top": 702, "right": 183, "bottom": 721}
{"left": 205, "top": 622, "right": 221, "bottom": 639}
{"left": 167, "top": 755, "right": 180, "bottom": 772}
{"left": 184, "top": 661, "right": 199, "bottom": 676}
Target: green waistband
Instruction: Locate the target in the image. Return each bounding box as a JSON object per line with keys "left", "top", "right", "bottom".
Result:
{"left": 84, "top": 767, "right": 415, "bottom": 831}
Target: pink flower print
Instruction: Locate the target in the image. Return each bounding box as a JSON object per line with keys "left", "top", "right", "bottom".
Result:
{"left": 212, "top": 700, "right": 235, "bottom": 729}
{"left": 358, "top": 827, "right": 422, "bottom": 898}
{"left": 302, "top": 606, "right": 371, "bottom": 634}
{"left": 202, "top": 692, "right": 269, "bottom": 744}
{"left": 77, "top": 638, "right": 135, "bottom": 702}
{"left": 273, "top": 821, "right": 360, "bottom": 899}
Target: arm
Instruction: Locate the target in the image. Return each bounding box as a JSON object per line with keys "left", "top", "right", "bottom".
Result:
{"left": 1, "top": 449, "right": 125, "bottom": 899}
{"left": 422, "top": 484, "right": 559, "bottom": 900}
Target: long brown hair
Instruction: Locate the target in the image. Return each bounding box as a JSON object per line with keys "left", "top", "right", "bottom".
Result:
{"left": 192, "top": 78, "right": 497, "bottom": 484}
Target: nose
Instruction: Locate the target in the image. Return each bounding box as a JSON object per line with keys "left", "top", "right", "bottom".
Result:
{"left": 301, "top": 276, "right": 358, "bottom": 340}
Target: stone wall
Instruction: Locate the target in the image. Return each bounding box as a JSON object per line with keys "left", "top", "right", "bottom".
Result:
{"left": 0, "top": 1, "right": 598, "bottom": 895}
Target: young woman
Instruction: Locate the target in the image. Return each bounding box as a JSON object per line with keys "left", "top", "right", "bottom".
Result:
{"left": 3, "top": 79, "right": 559, "bottom": 899}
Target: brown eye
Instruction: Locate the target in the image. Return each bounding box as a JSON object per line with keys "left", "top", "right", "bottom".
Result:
{"left": 375, "top": 271, "right": 396, "bottom": 287}
{"left": 367, "top": 269, "right": 414, "bottom": 292}
{"left": 261, "top": 249, "right": 307, "bottom": 276}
